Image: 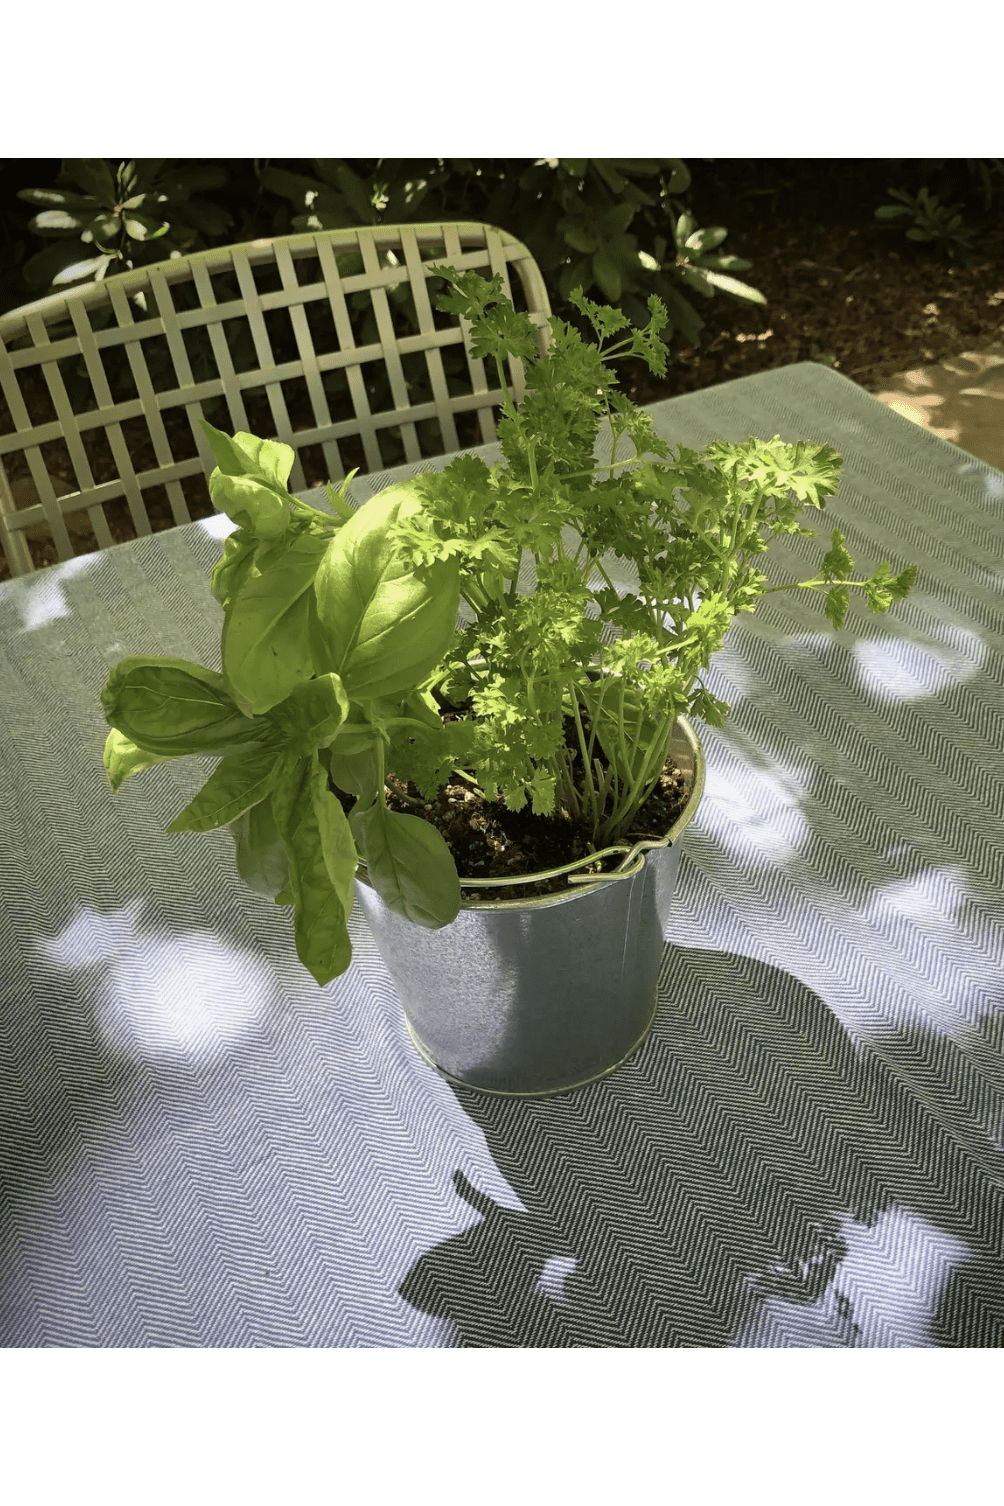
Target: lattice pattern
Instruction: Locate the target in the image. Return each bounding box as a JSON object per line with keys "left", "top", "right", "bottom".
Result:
{"left": 0, "top": 222, "right": 552, "bottom": 578}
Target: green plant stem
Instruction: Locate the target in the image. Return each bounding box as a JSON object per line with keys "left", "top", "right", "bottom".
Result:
{"left": 717, "top": 484, "right": 750, "bottom": 593}
{"left": 761, "top": 576, "right": 865, "bottom": 598}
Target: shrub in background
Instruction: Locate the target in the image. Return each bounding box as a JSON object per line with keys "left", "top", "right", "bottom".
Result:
{"left": 3, "top": 157, "right": 765, "bottom": 359}
{"left": 13, "top": 159, "right": 233, "bottom": 296}
{"left": 874, "top": 157, "right": 1004, "bottom": 267}
{"left": 0, "top": 157, "right": 774, "bottom": 472}
{"left": 255, "top": 157, "right": 766, "bottom": 347}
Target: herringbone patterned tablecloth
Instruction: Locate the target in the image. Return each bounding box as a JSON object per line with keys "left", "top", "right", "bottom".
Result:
{"left": 2, "top": 363, "right": 1003, "bottom": 1347}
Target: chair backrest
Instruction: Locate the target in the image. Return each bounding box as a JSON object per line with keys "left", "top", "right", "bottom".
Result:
{"left": 0, "top": 221, "right": 553, "bottom": 579}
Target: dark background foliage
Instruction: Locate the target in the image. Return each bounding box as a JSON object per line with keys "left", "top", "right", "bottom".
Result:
{"left": 2, "top": 157, "right": 1002, "bottom": 584}
{"left": 3, "top": 155, "right": 1001, "bottom": 338}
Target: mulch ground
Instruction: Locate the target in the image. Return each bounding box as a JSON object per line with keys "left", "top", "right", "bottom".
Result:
{"left": 616, "top": 158, "right": 1004, "bottom": 406}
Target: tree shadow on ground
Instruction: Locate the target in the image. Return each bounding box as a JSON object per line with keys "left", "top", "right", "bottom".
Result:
{"left": 398, "top": 946, "right": 1004, "bottom": 1347}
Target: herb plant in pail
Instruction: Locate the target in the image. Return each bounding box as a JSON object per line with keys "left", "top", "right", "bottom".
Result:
{"left": 99, "top": 267, "right": 916, "bottom": 1090}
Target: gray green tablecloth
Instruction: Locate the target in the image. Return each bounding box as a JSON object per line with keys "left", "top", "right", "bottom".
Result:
{"left": 2, "top": 362, "right": 1003, "bottom": 1346}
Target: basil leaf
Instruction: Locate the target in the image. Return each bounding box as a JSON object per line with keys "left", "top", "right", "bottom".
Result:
{"left": 270, "top": 750, "right": 355, "bottom": 986}
{"left": 349, "top": 800, "right": 460, "bottom": 930}
{"left": 326, "top": 743, "right": 381, "bottom": 806}
{"left": 209, "top": 471, "right": 291, "bottom": 541}
{"left": 312, "top": 481, "right": 461, "bottom": 702}
{"left": 101, "top": 656, "right": 265, "bottom": 757}
{"left": 221, "top": 531, "right": 330, "bottom": 715}
{"left": 198, "top": 417, "right": 295, "bottom": 490}
{"left": 311, "top": 759, "right": 358, "bottom": 927}
{"left": 229, "top": 796, "right": 290, "bottom": 901}
{"left": 210, "top": 528, "right": 258, "bottom": 610}
{"left": 103, "top": 728, "right": 178, "bottom": 793}
{"left": 265, "top": 671, "right": 351, "bottom": 756}
{"left": 164, "top": 741, "right": 284, "bottom": 834}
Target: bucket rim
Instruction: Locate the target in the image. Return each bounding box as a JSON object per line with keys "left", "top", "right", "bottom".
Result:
{"left": 354, "top": 712, "right": 706, "bottom": 911}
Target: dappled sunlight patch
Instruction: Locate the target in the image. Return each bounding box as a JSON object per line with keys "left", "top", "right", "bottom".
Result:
{"left": 735, "top": 1206, "right": 971, "bottom": 1347}
{"left": 860, "top": 865, "right": 1004, "bottom": 1035}
{"left": 768, "top": 608, "right": 986, "bottom": 705}
{"left": 852, "top": 618, "right": 985, "bottom": 701}
{"left": 532, "top": 1255, "right": 578, "bottom": 1305}
{"left": 196, "top": 510, "right": 241, "bottom": 543}
{"left": 39, "top": 900, "right": 274, "bottom": 1062}
{"left": 6, "top": 551, "right": 104, "bottom": 634}
{"left": 98, "top": 938, "right": 270, "bottom": 1061}
{"left": 698, "top": 757, "right": 812, "bottom": 864}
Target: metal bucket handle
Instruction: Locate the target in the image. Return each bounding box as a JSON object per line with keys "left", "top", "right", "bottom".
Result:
{"left": 359, "top": 663, "right": 706, "bottom": 894}
{"left": 447, "top": 712, "right": 706, "bottom": 891}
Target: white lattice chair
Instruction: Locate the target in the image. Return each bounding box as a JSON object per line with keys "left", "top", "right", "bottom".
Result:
{"left": 0, "top": 222, "right": 552, "bottom": 578}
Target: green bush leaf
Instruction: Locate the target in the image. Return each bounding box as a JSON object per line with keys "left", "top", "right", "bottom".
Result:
{"left": 121, "top": 211, "right": 170, "bottom": 242}
{"left": 54, "top": 253, "right": 117, "bottom": 287}
{"left": 649, "top": 279, "right": 706, "bottom": 346}
{"left": 558, "top": 219, "right": 598, "bottom": 255}
{"left": 128, "top": 160, "right": 169, "bottom": 193}
{"left": 335, "top": 164, "right": 376, "bottom": 222}
{"left": 558, "top": 256, "right": 593, "bottom": 301}
{"left": 699, "top": 270, "right": 767, "bottom": 304}
{"left": 662, "top": 161, "right": 691, "bottom": 194}
{"left": 609, "top": 159, "right": 665, "bottom": 177}
{"left": 676, "top": 263, "right": 716, "bottom": 300}
{"left": 157, "top": 165, "right": 229, "bottom": 199}
{"left": 311, "top": 481, "right": 461, "bottom": 703}
{"left": 26, "top": 208, "right": 93, "bottom": 237}
{"left": 694, "top": 253, "right": 753, "bottom": 272}
{"left": 591, "top": 161, "right": 626, "bottom": 195}
{"left": 19, "top": 238, "right": 115, "bottom": 292}
{"left": 685, "top": 226, "right": 729, "bottom": 255}
{"left": 87, "top": 211, "right": 121, "bottom": 243}
{"left": 62, "top": 159, "right": 118, "bottom": 208}
{"left": 675, "top": 211, "right": 698, "bottom": 247}
{"left": 258, "top": 164, "right": 334, "bottom": 208}
{"left": 591, "top": 251, "right": 622, "bottom": 302}
{"left": 17, "top": 187, "right": 99, "bottom": 212}
{"left": 177, "top": 199, "right": 233, "bottom": 237}
{"left": 599, "top": 202, "right": 636, "bottom": 238}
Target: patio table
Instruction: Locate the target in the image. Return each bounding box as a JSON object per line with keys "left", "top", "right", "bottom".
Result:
{"left": 2, "top": 360, "right": 1002, "bottom": 1348}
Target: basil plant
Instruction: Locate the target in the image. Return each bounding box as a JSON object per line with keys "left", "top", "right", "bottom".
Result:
{"left": 101, "top": 268, "right": 916, "bottom": 988}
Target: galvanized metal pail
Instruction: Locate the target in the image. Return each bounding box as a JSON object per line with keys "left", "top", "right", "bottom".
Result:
{"left": 353, "top": 710, "right": 706, "bottom": 1098}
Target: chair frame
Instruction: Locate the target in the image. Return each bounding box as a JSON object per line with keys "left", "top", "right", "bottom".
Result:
{"left": 0, "top": 221, "right": 553, "bottom": 578}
